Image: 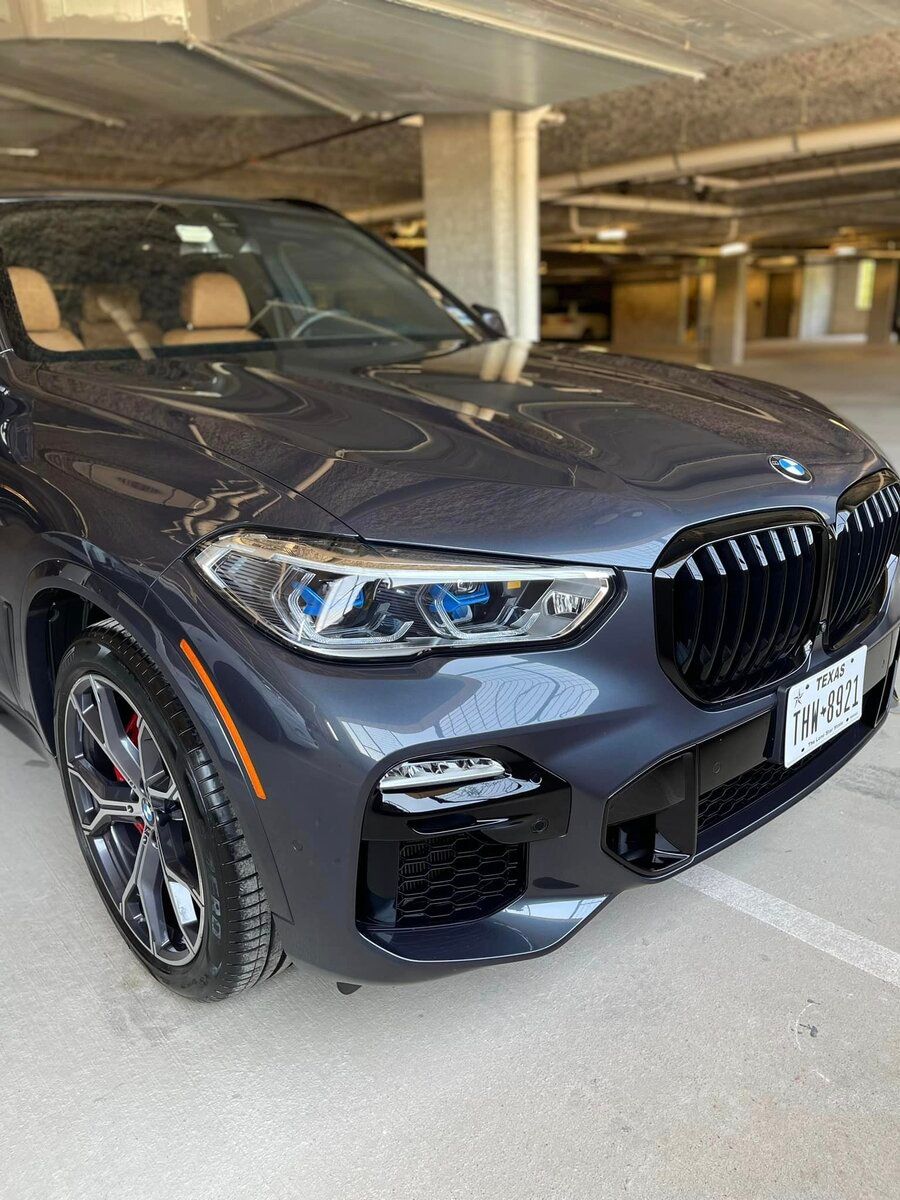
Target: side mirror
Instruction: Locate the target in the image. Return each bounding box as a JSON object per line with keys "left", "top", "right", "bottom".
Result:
{"left": 471, "top": 304, "right": 508, "bottom": 336}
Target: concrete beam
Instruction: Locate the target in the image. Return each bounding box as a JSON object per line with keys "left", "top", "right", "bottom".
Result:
{"left": 379, "top": 0, "right": 705, "bottom": 78}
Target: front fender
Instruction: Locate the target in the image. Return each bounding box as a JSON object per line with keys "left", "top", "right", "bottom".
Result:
{"left": 20, "top": 555, "right": 292, "bottom": 922}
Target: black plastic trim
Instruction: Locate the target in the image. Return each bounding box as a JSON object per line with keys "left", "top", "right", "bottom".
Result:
{"left": 604, "top": 625, "right": 898, "bottom": 877}
{"left": 357, "top": 748, "right": 571, "bottom": 930}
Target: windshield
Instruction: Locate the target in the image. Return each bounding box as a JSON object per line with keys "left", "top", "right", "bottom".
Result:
{"left": 0, "top": 197, "right": 482, "bottom": 359}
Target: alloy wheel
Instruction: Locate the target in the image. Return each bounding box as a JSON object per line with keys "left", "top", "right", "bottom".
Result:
{"left": 63, "top": 673, "right": 205, "bottom": 965}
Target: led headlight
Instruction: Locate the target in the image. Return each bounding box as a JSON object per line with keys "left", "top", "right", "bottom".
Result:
{"left": 192, "top": 531, "right": 616, "bottom": 659}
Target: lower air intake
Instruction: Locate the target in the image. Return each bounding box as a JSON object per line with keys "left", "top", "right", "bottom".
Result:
{"left": 698, "top": 760, "right": 795, "bottom": 833}
{"left": 395, "top": 833, "right": 525, "bottom": 927}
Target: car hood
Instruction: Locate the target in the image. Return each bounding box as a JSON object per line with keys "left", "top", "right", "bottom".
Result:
{"left": 39, "top": 339, "right": 882, "bottom": 569}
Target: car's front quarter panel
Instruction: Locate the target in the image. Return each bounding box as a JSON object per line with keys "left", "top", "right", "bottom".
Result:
{"left": 148, "top": 543, "right": 900, "bottom": 984}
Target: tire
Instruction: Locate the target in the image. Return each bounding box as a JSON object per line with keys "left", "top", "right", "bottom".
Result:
{"left": 53, "top": 621, "right": 289, "bottom": 1001}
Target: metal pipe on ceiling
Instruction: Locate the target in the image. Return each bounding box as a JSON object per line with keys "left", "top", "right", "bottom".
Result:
{"left": 377, "top": 184, "right": 900, "bottom": 229}
{"left": 735, "top": 185, "right": 900, "bottom": 217}
{"left": 565, "top": 193, "right": 738, "bottom": 217}
{"left": 0, "top": 82, "right": 125, "bottom": 128}
{"left": 543, "top": 190, "right": 900, "bottom": 255}
{"left": 561, "top": 185, "right": 900, "bottom": 222}
{"left": 540, "top": 115, "right": 900, "bottom": 199}
{"left": 348, "top": 116, "right": 900, "bottom": 229}
{"left": 346, "top": 199, "right": 427, "bottom": 224}
{"left": 698, "top": 154, "right": 900, "bottom": 192}
{"left": 691, "top": 174, "right": 744, "bottom": 191}
{"left": 355, "top": 193, "right": 739, "bottom": 228}
{"left": 185, "top": 39, "right": 364, "bottom": 120}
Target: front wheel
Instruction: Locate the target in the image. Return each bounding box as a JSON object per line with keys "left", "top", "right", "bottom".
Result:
{"left": 54, "top": 622, "right": 288, "bottom": 1000}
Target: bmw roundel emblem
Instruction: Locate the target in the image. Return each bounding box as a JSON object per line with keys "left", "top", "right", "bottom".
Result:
{"left": 768, "top": 455, "right": 813, "bottom": 484}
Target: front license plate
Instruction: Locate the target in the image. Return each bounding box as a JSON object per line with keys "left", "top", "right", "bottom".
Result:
{"left": 784, "top": 646, "right": 868, "bottom": 768}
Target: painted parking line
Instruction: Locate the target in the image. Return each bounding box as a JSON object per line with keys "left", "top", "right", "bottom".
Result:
{"left": 677, "top": 864, "right": 900, "bottom": 990}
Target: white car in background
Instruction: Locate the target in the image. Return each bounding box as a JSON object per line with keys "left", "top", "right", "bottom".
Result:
{"left": 540, "top": 294, "right": 609, "bottom": 342}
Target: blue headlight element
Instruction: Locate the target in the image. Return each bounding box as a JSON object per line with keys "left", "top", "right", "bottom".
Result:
{"left": 296, "top": 584, "right": 324, "bottom": 618}
{"left": 429, "top": 582, "right": 491, "bottom": 621}
{"left": 295, "top": 582, "right": 365, "bottom": 618}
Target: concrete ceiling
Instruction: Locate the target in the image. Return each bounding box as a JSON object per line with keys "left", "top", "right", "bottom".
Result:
{"left": 6, "top": 0, "right": 900, "bottom": 118}
{"left": 0, "top": 6, "right": 899, "bottom": 261}
{"left": 2, "top": 0, "right": 900, "bottom": 125}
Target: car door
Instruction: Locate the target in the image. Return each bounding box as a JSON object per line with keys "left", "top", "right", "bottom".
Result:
{"left": 0, "top": 350, "right": 39, "bottom": 704}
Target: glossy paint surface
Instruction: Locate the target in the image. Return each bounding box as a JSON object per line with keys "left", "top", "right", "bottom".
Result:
{"left": 0, "top": 201, "right": 896, "bottom": 983}
{"left": 33, "top": 337, "right": 880, "bottom": 567}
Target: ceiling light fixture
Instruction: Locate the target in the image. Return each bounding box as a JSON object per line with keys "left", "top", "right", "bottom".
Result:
{"left": 719, "top": 240, "right": 749, "bottom": 256}
{"left": 596, "top": 226, "right": 627, "bottom": 242}
{"left": 0, "top": 147, "right": 39, "bottom": 158}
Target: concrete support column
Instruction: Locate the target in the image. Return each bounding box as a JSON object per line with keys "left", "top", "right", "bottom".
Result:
{"left": 867, "top": 260, "right": 899, "bottom": 345}
{"left": 422, "top": 110, "right": 542, "bottom": 340}
{"left": 708, "top": 255, "right": 748, "bottom": 367}
{"left": 798, "top": 262, "right": 835, "bottom": 340}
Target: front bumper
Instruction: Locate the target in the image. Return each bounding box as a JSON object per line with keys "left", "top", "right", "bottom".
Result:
{"left": 148, "top": 556, "right": 900, "bottom": 985}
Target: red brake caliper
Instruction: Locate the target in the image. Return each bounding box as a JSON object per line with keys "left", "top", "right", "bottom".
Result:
{"left": 116, "top": 711, "right": 145, "bottom": 832}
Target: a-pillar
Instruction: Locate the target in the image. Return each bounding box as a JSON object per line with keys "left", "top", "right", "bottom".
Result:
{"left": 421, "top": 110, "right": 542, "bottom": 341}
{"left": 867, "top": 260, "right": 899, "bottom": 345}
{"left": 708, "top": 254, "right": 748, "bottom": 367}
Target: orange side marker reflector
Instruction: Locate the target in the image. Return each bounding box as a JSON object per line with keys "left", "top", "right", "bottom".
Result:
{"left": 179, "top": 638, "right": 267, "bottom": 800}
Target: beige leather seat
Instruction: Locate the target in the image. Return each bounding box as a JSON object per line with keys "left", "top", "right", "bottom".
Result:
{"left": 163, "top": 273, "right": 260, "bottom": 346}
{"left": 80, "top": 284, "right": 162, "bottom": 350}
{"left": 8, "top": 267, "right": 83, "bottom": 352}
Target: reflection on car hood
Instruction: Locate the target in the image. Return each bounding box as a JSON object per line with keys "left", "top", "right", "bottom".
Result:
{"left": 40, "top": 339, "right": 882, "bottom": 568}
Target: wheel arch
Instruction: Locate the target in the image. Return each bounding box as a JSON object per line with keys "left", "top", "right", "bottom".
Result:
{"left": 25, "top": 585, "right": 113, "bottom": 750}
{"left": 21, "top": 556, "right": 161, "bottom": 754}
{"left": 22, "top": 563, "right": 293, "bottom": 922}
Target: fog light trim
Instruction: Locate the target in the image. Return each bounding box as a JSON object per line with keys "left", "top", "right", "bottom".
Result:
{"left": 379, "top": 756, "right": 506, "bottom": 793}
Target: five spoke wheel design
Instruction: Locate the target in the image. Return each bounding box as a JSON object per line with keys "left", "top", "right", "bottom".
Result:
{"left": 64, "top": 674, "right": 205, "bottom": 965}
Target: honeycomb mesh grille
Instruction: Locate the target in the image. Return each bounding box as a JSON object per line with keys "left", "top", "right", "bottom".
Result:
{"left": 395, "top": 833, "right": 526, "bottom": 927}
{"left": 698, "top": 760, "right": 798, "bottom": 833}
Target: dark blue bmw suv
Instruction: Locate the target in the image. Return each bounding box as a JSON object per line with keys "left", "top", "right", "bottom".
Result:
{"left": 0, "top": 193, "right": 896, "bottom": 998}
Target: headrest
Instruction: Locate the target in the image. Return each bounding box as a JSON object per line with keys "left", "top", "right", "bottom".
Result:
{"left": 82, "top": 284, "right": 142, "bottom": 324}
{"left": 8, "top": 267, "right": 62, "bottom": 332}
{"left": 181, "top": 273, "right": 251, "bottom": 330}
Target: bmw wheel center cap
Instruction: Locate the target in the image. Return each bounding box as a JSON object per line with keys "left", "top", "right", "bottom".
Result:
{"left": 769, "top": 455, "right": 813, "bottom": 484}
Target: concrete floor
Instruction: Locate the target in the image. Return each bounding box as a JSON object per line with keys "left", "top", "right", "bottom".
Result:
{"left": 1, "top": 343, "right": 898, "bottom": 1200}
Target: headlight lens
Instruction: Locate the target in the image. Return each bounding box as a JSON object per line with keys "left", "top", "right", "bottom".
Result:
{"left": 192, "top": 531, "right": 616, "bottom": 659}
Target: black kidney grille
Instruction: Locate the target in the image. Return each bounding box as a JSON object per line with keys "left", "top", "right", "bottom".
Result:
{"left": 827, "top": 478, "right": 900, "bottom": 649}
{"left": 663, "top": 522, "right": 823, "bottom": 702}
{"left": 395, "top": 833, "right": 525, "bottom": 927}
